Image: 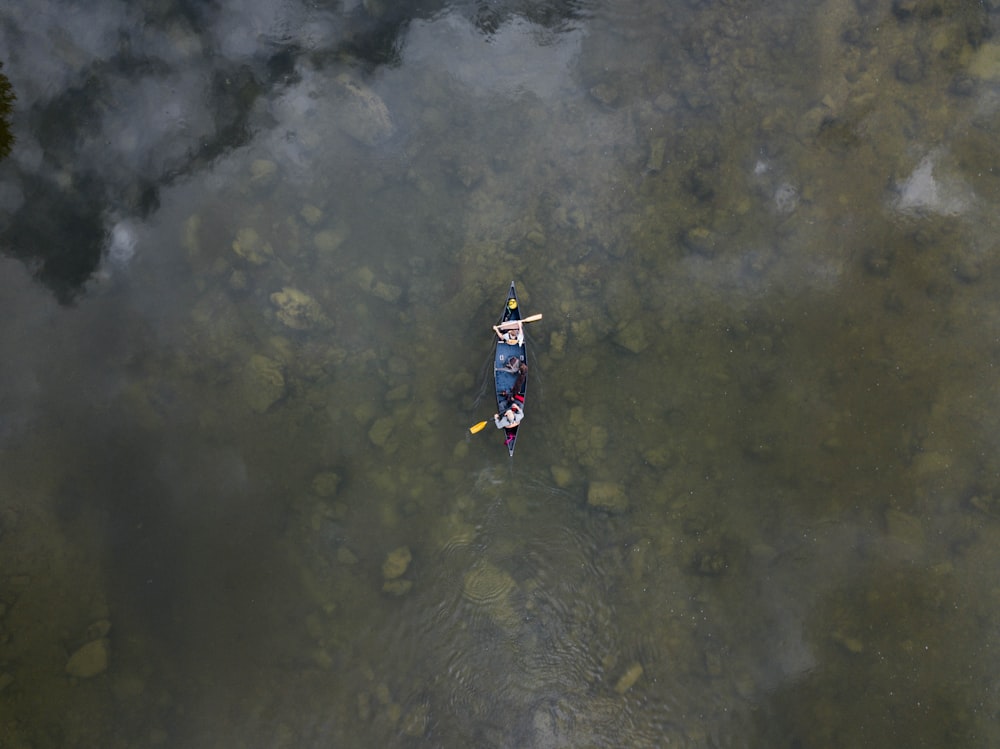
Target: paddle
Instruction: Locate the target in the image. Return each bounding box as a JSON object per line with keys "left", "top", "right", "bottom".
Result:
{"left": 496, "top": 313, "right": 543, "bottom": 330}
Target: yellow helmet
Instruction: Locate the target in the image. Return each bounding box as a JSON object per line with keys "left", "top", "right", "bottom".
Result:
{"left": 507, "top": 299, "right": 518, "bottom": 310}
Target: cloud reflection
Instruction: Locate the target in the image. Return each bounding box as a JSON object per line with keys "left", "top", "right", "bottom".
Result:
{"left": 0, "top": 0, "right": 587, "bottom": 301}
{"left": 404, "top": 13, "right": 583, "bottom": 99}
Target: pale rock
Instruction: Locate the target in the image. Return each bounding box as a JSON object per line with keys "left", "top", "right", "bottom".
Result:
{"left": 382, "top": 579, "right": 412, "bottom": 596}
{"left": 270, "top": 287, "right": 331, "bottom": 330}
{"left": 550, "top": 465, "right": 573, "bottom": 488}
{"left": 244, "top": 354, "right": 286, "bottom": 413}
{"left": 382, "top": 546, "right": 412, "bottom": 579}
{"left": 588, "top": 481, "right": 628, "bottom": 513}
{"left": 368, "top": 417, "right": 394, "bottom": 447}
{"left": 300, "top": 204, "right": 323, "bottom": 226}
{"left": 314, "top": 228, "right": 348, "bottom": 253}
{"left": 250, "top": 159, "right": 277, "bottom": 187}
{"left": 402, "top": 703, "right": 429, "bottom": 737}
{"left": 232, "top": 227, "right": 273, "bottom": 265}
{"left": 66, "top": 638, "right": 110, "bottom": 678}
{"left": 614, "top": 662, "right": 643, "bottom": 693}
{"left": 969, "top": 42, "right": 1000, "bottom": 80}
{"left": 372, "top": 281, "right": 402, "bottom": 303}
{"left": 334, "top": 74, "right": 394, "bottom": 146}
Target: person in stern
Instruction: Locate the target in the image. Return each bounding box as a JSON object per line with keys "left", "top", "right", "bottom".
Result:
{"left": 493, "top": 402, "right": 523, "bottom": 430}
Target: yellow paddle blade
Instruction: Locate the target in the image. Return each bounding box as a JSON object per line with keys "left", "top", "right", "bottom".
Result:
{"left": 469, "top": 420, "right": 489, "bottom": 434}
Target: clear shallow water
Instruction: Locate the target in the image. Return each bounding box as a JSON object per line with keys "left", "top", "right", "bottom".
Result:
{"left": 2, "top": 0, "right": 1000, "bottom": 746}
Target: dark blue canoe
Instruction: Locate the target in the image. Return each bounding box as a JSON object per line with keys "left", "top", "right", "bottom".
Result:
{"left": 494, "top": 282, "right": 527, "bottom": 457}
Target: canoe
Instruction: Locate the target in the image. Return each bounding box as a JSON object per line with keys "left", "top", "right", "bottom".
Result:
{"left": 494, "top": 282, "right": 527, "bottom": 456}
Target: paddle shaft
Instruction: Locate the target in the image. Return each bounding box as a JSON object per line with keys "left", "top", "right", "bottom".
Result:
{"left": 499, "top": 313, "right": 542, "bottom": 326}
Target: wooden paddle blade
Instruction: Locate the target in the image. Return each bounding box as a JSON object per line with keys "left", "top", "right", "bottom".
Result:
{"left": 469, "top": 420, "right": 489, "bottom": 434}
{"left": 521, "top": 313, "right": 543, "bottom": 323}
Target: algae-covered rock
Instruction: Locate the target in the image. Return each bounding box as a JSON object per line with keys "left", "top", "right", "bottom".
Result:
{"left": 244, "top": 354, "right": 286, "bottom": 413}
{"left": 462, "top": 560, "right": 520, "bottom": 628}
{"left": 549, "top": 330, "right": 566, "bottom": 357}
{"left": 969, "top": 42, "right": 1000, "bottom": 81}
{"left": 182, "top": 214, "right": 201, "bottom": 256}
{"left": 587, "top": 481, "right": 628, "bottom": 513}
{"left": 353, "top": 265, "right": 376, "bottom": 291}
{"left": 382, "top": 545, "right": 412, "bottom": 579}
{"left": 402, "top": 703, "right": 429, "bottom": 737}
{"left": 682, "top": 226, "right": 718, "bottom": 257}
{"left": 372, "top": 280, "right": 402, "bottom": 303}
{"left": 300, "top": 204, "right": 323, "bottom": 226}
{"left": 66, "top": 638, "right": 110, "bottom": 678}
{"left": 368, "top": 417, "right": 394, "bottom": 447}
{"left": 351, "top": 265, "right": 402, "bottom": 303}
{"left": 614, "top": 320, "right": 649, "bottom": 354}
{"left": 314, "top": 227, "right": 348, "bottom": 253}
{"left": 382, "top": 579, "right": 413, "bottom": 596}
{"left": 232, "top": 227, "right": 273, "bottom": 265}
{"left": 311, "top": 471, "right": 341, "bottom": 498}
{"left": 270, "top": 287, "right": 331, "bottom": 330}
{"left": 550, "top": 465, "right": 574, "bottom": 488}
{"left": 462, "top": 561, "right": 516, "bottom": 606}
{"left": 250, "top": 159, "right": 278, "bottom": 187}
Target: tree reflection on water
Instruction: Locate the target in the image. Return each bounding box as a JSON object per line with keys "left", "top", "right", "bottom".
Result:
{"left": 0, "top": 62, "right": 13, "bottom": 161}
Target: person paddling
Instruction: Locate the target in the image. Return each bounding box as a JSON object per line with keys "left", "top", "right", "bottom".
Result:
{"left": 493, "top": 402, "right": 523, "bottom": 430}
{"left": 493, "top": 320, "right": 524, "bottom": 346}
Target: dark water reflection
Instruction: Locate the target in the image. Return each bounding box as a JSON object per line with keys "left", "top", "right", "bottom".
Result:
{"left": 3, "top": 0, "right": 1000, "bottom": 746}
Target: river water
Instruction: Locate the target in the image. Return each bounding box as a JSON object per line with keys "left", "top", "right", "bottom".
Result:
{"left": 2, "top": 0, "right": 1000, "bottom": 747}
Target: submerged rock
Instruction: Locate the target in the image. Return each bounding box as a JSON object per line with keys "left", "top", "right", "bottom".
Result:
{"left": 402, "top": 703, "right": 429, "bottom": 737}
{"left": 334, "top": 74, "right": 394, "bottom": 146}
{"left": 368, "top": 417, "right": 395, "bottom": 447}
{"left": 462, "top": 560, "right": 516, "bottom": 605}
{"left": 270, "top": 287, "right": 331, "bottom": 330}
{"left": 311, "top": 471, "right": 341, "bottom": 498}
{"left": 313, "top": 227, "right": 348, "bottom": 254}
{"left": 250, "top": 159, "right": 278, "bottom": 188}
{"left": 232, "top": 227, "right": 273, "bottom": 265}
{"left": 300, "top": 204, "right": 323, "bottom": 226}
{"left": 462, "top": 560, "right": 520, "bottom": 628}
{"left": 244, "top": 354, "right": 286, "bottom": 413}
{"left": 587, "top": 481, "right": 628, "bottom": 513}
{"left": 614, "top": 320, "right": 649, "bottom": 354}
{"left": 66, "top": 638, "right": 109, "bottom": 679}
{"left": 382, "top": 546, "right": 412, "bottom": 579}
{"left": 614, "top": 662, "right": 644, "bottom": 694}
{"left": 382, "top": 579, "right": 413, "bottom": 596}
